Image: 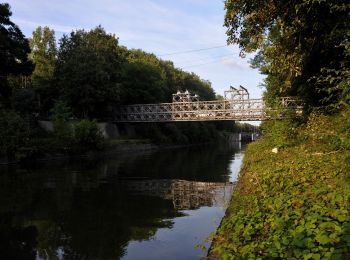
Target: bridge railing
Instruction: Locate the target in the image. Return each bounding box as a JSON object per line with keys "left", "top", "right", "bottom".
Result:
{"left": 115, "top": 97, "right": 303, "bottom": 122}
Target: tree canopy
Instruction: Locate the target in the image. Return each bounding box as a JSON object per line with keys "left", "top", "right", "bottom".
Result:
{"left": 0, "top": 4, "right": 218, "bottom": 115}
{"left": 54, "top": 26, "right": 124, "bottom": 118}
{"left": 29, "top": 26, "right": 57, "bottom": 111}
{"left": 120, "top": 49, "right": 215, "bottom": 105}
{"left": 224, "top": 0, "right": 350, "bottom": 108}
{"left": 0, "top": 3, "right": 33, "bottom": 107}
{"left": 29, "top": 26, "right": 56, "bottom": 86}
{"left": 45, "top": 26, "right": 215, "bottom": 119}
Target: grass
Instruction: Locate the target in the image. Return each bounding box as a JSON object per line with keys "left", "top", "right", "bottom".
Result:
{"left": 211, "top": 110, "right": 350, "bottom": 259}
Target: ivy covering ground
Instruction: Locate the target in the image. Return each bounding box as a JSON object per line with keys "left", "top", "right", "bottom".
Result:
{"left": 211, "top": 110, "right": 350, "bottom": 259}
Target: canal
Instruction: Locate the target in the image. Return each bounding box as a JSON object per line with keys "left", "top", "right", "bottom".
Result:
{"left": 0, "top": 143, "right": 245, "bottom": 259}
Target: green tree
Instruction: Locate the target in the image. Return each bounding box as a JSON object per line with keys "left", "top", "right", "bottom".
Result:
{"left": 50, "top": 100, "right": 72, "bottom": 121}
{"left": 29, "top": 26, "right": 56, "bottom": 83}
{"left": 224, "top": 0, "right": 350, "bottom": 107}
{"left": 0, "top": 3, "right": 33, "bottom": 108}
{"left": 0, "top": 110, "right": 29, "bottom": 161}
{"left": 54, "top": 26, "right": 124, "bottom": 118}
{"left": 121, "top": 49, "right": 216, "bottom": 104}
{"left": 29, "top": 26, "right": 57, "bottom": 111}
{"left": 179, "top": 72, "right": 215, "bottom": 100}
{"left": 73, "top": 119, "right": 103, "bottom": 149}
{"left": 121, "top": 49, "right": 166, "bottom": 104}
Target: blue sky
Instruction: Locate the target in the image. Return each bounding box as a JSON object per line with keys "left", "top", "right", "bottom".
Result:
{"left": 8, "top": 0, "right": 265, "bottom": 99}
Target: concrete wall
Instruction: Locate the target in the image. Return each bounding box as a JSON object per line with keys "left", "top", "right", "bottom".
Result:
{"left": 38, "top": 120, "right": 54, "bottom": 132}
{"left": 226, "top": 133, "right": 261, "bottom": 142}
{"left": 97, "top": 122, "right": 120, "bottom": 139}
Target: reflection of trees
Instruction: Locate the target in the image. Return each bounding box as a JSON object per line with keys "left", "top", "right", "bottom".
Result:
{"left": 0, "top": 169, "right": 183, "bottom": 259}
{"left": 60, "top": 189, "right": 183, "bottom": 259}
{"left": 122, "top": 179, "right": 233, "bottom": 210}
{"left": 116, "top": 143, "right": 239, "bottom": 181}
{"left": 0, "top": 143, "right": 241, "bottom": 259}
{"left": 0, "top": 171, "right": 38, "bottom": 260}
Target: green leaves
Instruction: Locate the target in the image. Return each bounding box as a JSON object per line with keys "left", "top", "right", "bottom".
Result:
{"left": 0, "top": 110, "right": 30, "bottom": 161}
{"left": 212, "top": 110, "right": 350, "bottom": 258}
{"left": 0, "top": 3, "right": 33, "bottom": 106}
{"left": 225, "top": 0, "right": 350, "bottom": 107}
{"left": 54, "top": 26, "right": 124, "bottom": 118}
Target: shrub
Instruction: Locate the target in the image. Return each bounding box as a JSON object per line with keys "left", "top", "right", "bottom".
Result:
{"left": 73, "top": 120, "right": 103, "bottom": 149}
{"left": 52, "top": 120, "right": 73, "bottom": 151}
{"left": 261, "top": 119, "right": 299, "bottom": 148}
{"left": 50, "top": 100, "right": 72, "bottom": 121}
{"left": 0, "top": 110, "right": 30, "bottom": 160}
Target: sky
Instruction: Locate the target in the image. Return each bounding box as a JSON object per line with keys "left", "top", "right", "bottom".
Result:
{"left": 8, "top": 0, "right": 265, "bottom": 99}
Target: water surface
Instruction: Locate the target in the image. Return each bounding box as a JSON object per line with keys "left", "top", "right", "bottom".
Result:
{"left": 0, "top": 143, "right": 245, "bottom": 259}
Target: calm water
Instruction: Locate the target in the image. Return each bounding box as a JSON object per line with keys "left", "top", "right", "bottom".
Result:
{"left": 0, "top": 143, "right": 245, "bottom": 260}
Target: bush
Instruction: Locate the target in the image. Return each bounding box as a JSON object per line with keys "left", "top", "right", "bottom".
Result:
{"left": 261, "top": 119, "right": 299, "bottom": 148}
{"left": 0, "top": 110, "right": 30, "bottom": 160}
{"left": 50, "top": 100, "right": 72, "bottom": 121}
{"left": 52, "top": 120, "right": 74, "bottom": 151}
{"left": 73, "top": 120, "right": 103, "bottom": 149}
{"left": 303, "top": 111, "right": 350, "bottom": 152}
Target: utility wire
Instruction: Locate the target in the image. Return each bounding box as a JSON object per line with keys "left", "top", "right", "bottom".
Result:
{"left": 174, "top": 53, "right": 237, "bottom": 65}
{"left": 159, "top": 45, "right": 227, "bottom": 56}
{"left": 182, "top": 57, "right": 233, "bottom": 69}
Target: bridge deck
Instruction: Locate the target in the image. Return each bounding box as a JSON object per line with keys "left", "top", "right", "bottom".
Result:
{"left": 115, "top": 97, "right": 302, "bottom": 122}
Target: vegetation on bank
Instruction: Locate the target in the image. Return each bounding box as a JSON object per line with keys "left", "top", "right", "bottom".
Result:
{"left": 211, "top": 110, "right": 350, "bottom": 258}
{"left": 210, "top": 0, "right": 350, "bottom": 258}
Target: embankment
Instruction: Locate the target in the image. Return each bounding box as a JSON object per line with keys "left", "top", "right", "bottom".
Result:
{"left": 210, "top": 110, "right": 350, "bottom": 259}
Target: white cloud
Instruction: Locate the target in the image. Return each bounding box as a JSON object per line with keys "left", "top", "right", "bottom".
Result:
{"left": 221, "top": 59, "right": 251, "bottom": 70}
{"left": 15, "top": 18, "right": 76, "bottom": 33}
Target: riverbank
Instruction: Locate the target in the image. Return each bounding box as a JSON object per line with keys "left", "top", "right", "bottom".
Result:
{"left": 210, "top": 110, "right": 350, "bottom": 258}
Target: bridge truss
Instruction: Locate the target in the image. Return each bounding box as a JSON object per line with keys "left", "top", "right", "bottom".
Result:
{"left": 115, "top": 88, "right": 303, "bottom": 122}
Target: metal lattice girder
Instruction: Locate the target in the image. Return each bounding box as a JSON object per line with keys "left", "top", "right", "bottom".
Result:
{"left": 115, "top": 97, "right": 303, "bottom": 122}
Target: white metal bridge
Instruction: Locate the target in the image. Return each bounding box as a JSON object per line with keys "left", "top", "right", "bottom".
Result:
{"left": 115, "top": 86, "right": 303, "bottom": 122}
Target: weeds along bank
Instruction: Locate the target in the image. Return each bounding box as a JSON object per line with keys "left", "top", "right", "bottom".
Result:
{"left": 211, "top": 109, "right": 350, "bottom": 259}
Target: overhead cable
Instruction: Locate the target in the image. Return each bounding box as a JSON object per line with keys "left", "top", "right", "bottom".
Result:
{"left": 174, "top": 53, "right": 236, "bottom": 65}
{"left": 159, "top": 45, "right": 227, "bottom": 56}
{"left": 182, "top": 57, "right": 233, "bottom": 69}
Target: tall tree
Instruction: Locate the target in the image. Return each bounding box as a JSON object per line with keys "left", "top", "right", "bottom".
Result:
{"left": 54, "top": 26, "right": 124, "bottom": 118}
{"left": 29, "top": 26, "right": 57, "bottom": 111}
{"left": 0, "top": 3, "right": 33, "bottom": 107}
{"left": 29, "top": 26, "right": 56, "bottom": 82}
{"left": 224, "top": 0, "right": 350, "bottom": 107}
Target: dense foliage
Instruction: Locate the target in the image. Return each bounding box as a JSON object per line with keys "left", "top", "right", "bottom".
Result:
{"left": 29, "top": 26, "right": 57, "bottom": 112}
{"left": 121, "top": 49, "right": 215, "bottom": 105}
{"left": 54, "top": 26, "right": 124, "bottom": 118}
{"left": 25, "top": 26, "right": 216, "bottom": 119}
{"left": 224, "top": 0, "right": 350, "bottom": 108}
{"left": 215, "top": 1, "right": 350, "bottom": 258}
{"left": 212, "top": 110, "right": 350, "bottom": 258}
{"left": 0, "top": 3, "right": 33, "bottom": 107}
{"left": 0, "top": 110, "right": 29, "bottom": 160}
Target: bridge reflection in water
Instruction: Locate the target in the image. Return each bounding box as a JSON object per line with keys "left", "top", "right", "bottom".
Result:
{"left": 121, "top": 179, "right": 233, "bottom": 210}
